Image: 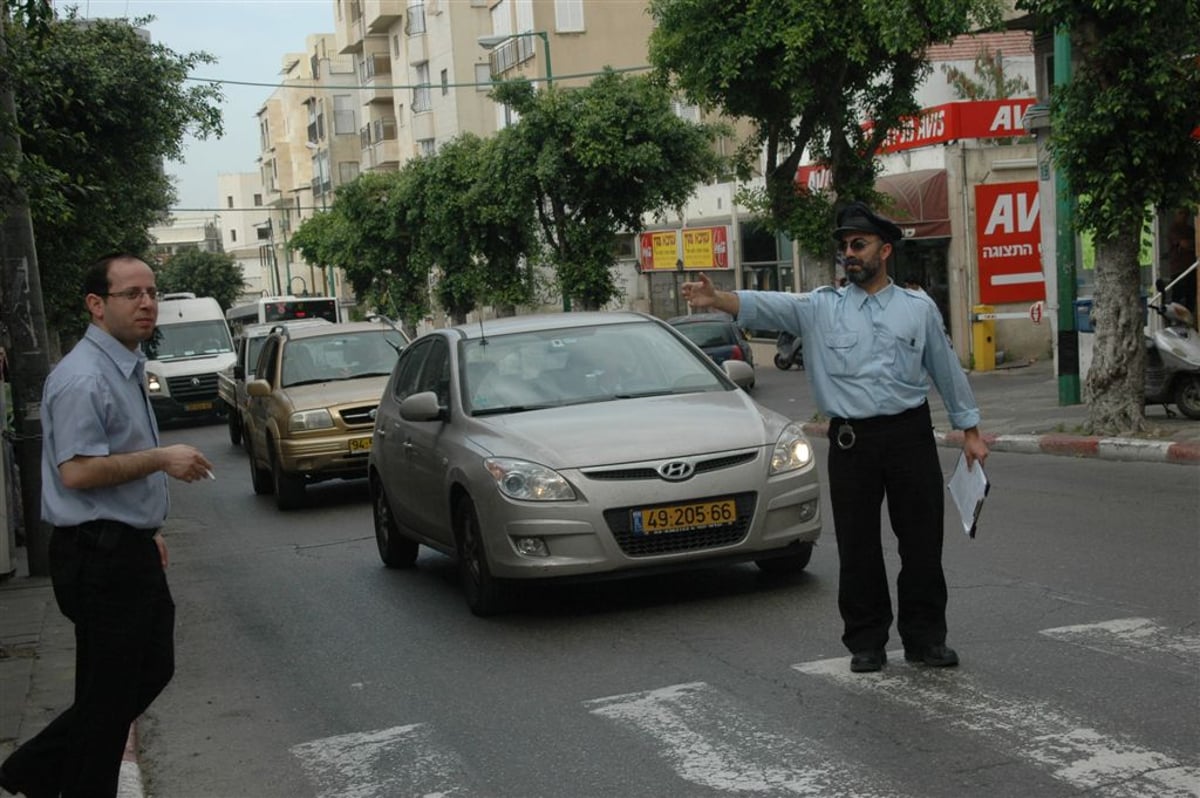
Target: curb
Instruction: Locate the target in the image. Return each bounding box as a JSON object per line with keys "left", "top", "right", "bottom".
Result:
{"left": 801, "top": 423, "right": 1200, "bottom": 465}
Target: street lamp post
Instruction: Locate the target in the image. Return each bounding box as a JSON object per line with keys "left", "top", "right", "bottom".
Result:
{"left": 304, "top": 141, "right": 337, "bottom": 302}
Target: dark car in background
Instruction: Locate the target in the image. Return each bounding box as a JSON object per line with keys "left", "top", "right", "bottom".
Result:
{"left": 667, "top": 313, "right": 755, "bottom": 388}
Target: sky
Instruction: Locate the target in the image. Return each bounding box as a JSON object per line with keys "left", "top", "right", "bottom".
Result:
{"left": 77, "top": 0, "right": 338, "bottom": 213}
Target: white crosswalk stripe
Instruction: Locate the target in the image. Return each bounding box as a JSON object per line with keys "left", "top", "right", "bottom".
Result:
{"left": 584, "top": 681, "right": 904, "bottom": 797}
{"left": 793, "top": 653, "right": 1200, "bottom": 798}
{"left": 1040, "top": 617, "right": 1200, "bottom": 673}
{"left": 290, "top": 723, "right": 479, "bottom": 798}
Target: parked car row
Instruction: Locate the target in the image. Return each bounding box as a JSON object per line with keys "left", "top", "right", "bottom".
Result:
{"left": 222, "top": 311, "right": 820, "bottom": 615}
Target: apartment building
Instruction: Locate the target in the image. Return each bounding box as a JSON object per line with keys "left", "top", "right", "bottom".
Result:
{"left": 256, "top": 34, "right": 359, "bottom": 304}
{"left": 216, "top": 172, "right": 271, "bottom": 301}
{"left": 149, "top": 215, "right": 222, "bottom": 259}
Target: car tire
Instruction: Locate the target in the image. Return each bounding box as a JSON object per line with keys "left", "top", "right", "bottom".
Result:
{"left": 773, "top": 353, "right": 792, "bottom": 371}
{"left": 247, "top": 435, "right": 273, "bottom": 495}
{"left": 271, "top": 444, "right": 305, "bottom": 511}
{"left": 1175, "top": 375, "right": 1200, "bottom": 420}
{"left": 455, "top": 497, "right": 507, "bottom": 617}
{"left": 226, "top": 403, "right": 242, "bottom": 446}
{"left": 372, "top": 475, "right": 418, "bottom": 568}
{"left": 755, "top": 542, "right": 814, "bottom": 575}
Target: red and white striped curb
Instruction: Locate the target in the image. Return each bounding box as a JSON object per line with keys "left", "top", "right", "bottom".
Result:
{"left": 802, "top": 423, "right": 1200, "bottom": 465}
{"left": 118, "top": 722, "right": 144, "bottom": 798}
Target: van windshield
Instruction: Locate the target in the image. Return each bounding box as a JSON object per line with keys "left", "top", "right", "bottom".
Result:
{"left": 144, "top": 321, "right": 233, "bottom": 361}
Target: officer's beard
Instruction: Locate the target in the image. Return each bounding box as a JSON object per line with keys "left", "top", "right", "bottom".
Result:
{"left": 840, "top": 255, "right": 882, "bottom": 286}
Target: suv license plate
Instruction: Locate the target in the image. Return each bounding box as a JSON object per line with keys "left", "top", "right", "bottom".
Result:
{"left": 185, "top": 401, "right": 213, "bottom": 412}
{"left": 631, "top": 498, "right": 737, "bottom": 536}
{"left": 348, "top": 436, "right": 372, "bottom": 453}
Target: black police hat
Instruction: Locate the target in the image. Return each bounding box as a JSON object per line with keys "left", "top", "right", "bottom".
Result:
{"left": 832, "top": 201, "right": 902, "bottom": 243}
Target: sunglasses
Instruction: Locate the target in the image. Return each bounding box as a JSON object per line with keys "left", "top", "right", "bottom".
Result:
{"left": 836, "top": 237, "right": 880, "bottom": 254}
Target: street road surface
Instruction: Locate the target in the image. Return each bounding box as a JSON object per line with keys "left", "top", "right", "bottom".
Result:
{"left": 140, "top": 382, "right": 1199, "bottom": 797}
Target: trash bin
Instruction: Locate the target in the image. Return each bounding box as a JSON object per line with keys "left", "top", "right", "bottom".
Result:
{"left": 1073, "top": 299, "right": 1094, "bottom": 332}
{"left": 971, "top": 305, "right": 996, "bottom": 371}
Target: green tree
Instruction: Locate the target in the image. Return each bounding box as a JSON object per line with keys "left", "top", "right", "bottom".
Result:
{"left": 491, "top": 71, "right": 725, "bottom": 310}
{"left": 647, "top": 0, "right": 1004, "bottom": 267}
{"left": 288, "top": 209, "right": 345, "bottom": 302}
{"left": 4, "top": 9, "right": 222, "bottom": 337}
{"left": 1017, "top": 0, "right": 1200, "bottom": 435}
{"left": 942, "top": 46, "right": 1031, "bottom": 102}
{"left": 154, "top": 248, "right": 245, "bottom": 310}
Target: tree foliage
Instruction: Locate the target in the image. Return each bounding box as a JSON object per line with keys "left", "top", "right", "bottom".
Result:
{"left": 154, "top": 248, "right": 245, "bottom": 311}
{"left": 942, "top": 46, "right": 1031, "bottom": 101}
{"left": 492, "top": 71, "right": 725, "bottom": 310}
{"left": 1017, "top": 0, "right": 1200, "bottom": 435}
{"left": 3, "top": 9, "right": 222, "bottom": 337}
{"left": 648, "top": 0, "right": 1004, "bottom": 262}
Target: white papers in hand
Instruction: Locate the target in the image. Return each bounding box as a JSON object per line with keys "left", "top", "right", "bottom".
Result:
{"left": 947, "top": 451, "right": 989, "bottom": 538}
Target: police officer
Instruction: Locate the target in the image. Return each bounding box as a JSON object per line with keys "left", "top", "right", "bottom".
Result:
{"left": 681, "top": 202, "right": 989, "bottom": 673}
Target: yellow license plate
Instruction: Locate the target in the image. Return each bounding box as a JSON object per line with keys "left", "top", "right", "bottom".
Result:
{"left": 185, "top": 401, "right": 213, "bottom": 412}
{"left": 348, "top": 436, "right": 372, "bottom": 453}
{"left": 632, "top": 498, "right": 737, "bottom": 536}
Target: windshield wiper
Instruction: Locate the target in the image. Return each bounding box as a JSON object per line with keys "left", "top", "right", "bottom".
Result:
{"left": 472, "top": 403, "right": 557, "bottom": 416}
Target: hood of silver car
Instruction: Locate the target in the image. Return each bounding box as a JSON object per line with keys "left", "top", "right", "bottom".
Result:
{"left": 467, "top": 390, "right": 785, "bottom": 469}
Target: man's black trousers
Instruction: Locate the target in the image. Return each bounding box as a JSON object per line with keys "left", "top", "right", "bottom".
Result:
{"left": 1, "top": 523, "right": 175, "bottom": 797}
{"left": 826, "top": 402, "right": 948, "bottom": 655}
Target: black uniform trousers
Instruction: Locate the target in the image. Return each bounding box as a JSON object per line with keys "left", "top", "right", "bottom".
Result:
{"left": 826, "top": 401, "right": 948, "bottom": 654}
{"left": 1, "top": 522, "right": 175, "bottom": 798}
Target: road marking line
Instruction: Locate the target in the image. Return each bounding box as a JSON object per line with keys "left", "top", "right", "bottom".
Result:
{"left": 1040, "top": 617, "right": 1200, "bottom": 669}
{"left": 290, "top": 723, "right": 479, "bottom": 798}
{"left": 584, "top": 681, "right": 902, "bottom": 797}
{"left": 793, "top": 655, "right": 1200, "bottom": 797}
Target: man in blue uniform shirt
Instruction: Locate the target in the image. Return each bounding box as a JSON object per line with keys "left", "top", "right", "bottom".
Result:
{"left": 0, "top": 254, "right": 213, "bottom": 797}
{"left": 681, "top": 202, "right": 989, "bottom": 673}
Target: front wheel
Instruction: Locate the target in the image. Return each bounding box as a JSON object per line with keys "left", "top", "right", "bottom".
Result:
{"left": 455, "top": 497, "right": 507, "bottom": 616}
{"left": 271, "top": 443, "right": 305, "bottom": 510}
{"left": 774, "top": 353, "right": 792, "bottom": 370}
{"left": 372, "top": 476, "right": 418, "bottom": 568}
{"left": 1174, "top": 374, "right": 1200, "bottom": 420}
{"left": 226, "top": 404, "right": 242, "bottom": 446}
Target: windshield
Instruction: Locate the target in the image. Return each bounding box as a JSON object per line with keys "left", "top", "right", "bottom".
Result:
{"left": 462, "top": 321, "right": 729, "bottom": 415}
{"left": 675, "top": 321, "right": 736, "bottom": 348}
{"left": 281, "top": 330, "right": 405, "bottom": 387}
{"left": 144, "top": 321, "right": 233, "bottom": 361}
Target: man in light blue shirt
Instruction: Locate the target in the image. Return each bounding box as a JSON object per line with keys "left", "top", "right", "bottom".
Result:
{"left": 1, "top": 254, "right": 213, "bottom": 798}
{"left": 682, "top": 202, "right": 989, "bottom": 674}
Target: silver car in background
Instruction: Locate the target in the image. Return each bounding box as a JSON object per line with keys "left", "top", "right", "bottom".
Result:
{"left": 368, "top": 311, "right": 822, "bottom": 615}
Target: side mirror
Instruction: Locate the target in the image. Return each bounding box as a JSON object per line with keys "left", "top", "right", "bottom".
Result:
{"left": 246, "top": 379, "right": 271, "bottom": 398}
{"left": 399, "top": 391, "right": 446, "bottom": 422}
{"left": 724, "top": 360, "right": 755, "bottom": 390}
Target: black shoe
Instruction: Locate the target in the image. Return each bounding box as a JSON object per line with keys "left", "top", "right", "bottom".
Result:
{"left": 849, "top": 650, "right": 887, "bottom": 672}
{"left": 904, "top": 643, "right": 959, "bottom": 667}
{"left": 0, "top": 766, "right": 22, "bottom": 796}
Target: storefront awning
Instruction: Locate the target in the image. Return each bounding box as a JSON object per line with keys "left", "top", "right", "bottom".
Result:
{"left": 876, "top": 169, "right": 951, "bottom": 239}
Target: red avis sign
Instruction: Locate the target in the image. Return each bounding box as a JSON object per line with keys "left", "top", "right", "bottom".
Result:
{"left": 975, "top": 182, "right": 1046, "bottom": 304}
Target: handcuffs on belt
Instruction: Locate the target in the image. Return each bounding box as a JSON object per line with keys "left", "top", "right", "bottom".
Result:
{"left": 835, "top": 422, "right": 856, "bottom": 450}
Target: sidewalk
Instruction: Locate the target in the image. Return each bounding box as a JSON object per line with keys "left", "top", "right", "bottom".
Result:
{"left": 1, "top": 357, "right": 1196, "bottom": 798}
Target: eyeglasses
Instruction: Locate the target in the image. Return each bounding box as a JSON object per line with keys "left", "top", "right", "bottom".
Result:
{"left": 104, "top": 288, "right": 159, "bottom": 301}
{"left": 836, "top": 237, "right": 879, "bottom": 254}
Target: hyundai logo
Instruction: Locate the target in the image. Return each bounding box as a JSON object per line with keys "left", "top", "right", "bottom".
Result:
{"left": 658, "top": 460, "right": 694, "bottom": 481}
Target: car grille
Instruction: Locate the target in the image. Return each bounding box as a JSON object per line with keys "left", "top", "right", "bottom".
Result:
{"left": 166, "top": 373, "right": 219, "bottom": 401}
{"left": 582, "top": 451, "right": 758, "bottom": 481}
{"left": 603, "top": 492, "right": 756, "bottom": 557}
{"left": 338, "top": 404, "right": 378, "bottom": 427}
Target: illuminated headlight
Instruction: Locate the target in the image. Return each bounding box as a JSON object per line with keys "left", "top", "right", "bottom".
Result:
{"left": 288, "top": 409, "right": 334, "bottom": 432}
{"left": 484, "top": 458, "right": 576, "bottom": 501}
{"left": 770, "top": 422, "right": 814, "bottom": 475}
{"left": 146, "top": 374, "right": 162, "bottom": 394}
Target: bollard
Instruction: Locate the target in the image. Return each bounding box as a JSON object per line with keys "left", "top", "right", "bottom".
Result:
{"left": 972, "top": 304, "right": 996, "bottom": 372}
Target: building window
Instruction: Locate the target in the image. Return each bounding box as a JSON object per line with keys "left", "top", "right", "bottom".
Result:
{"left": 226, "top": 196, "right": 234, "bottom": 209}
{"left": 555, "top": 0, "right": 584, "bottom": 32}
{"left": 418, "top": 138, "right": 435, "bottom": 157}
{"left": 474, "top": 63, "right": 491, "bottom": 91}
{"left": 333, "top": 94, "right": 356, "bottom": 135}
{"left": 406, "top": 1, "right": 426, "bottom": 35}
{"left": 412, "top": 62, "right": 432, "bottom": 112}
{"left": 393, "top": 34, "right": 400, "bottom": 57}
{"left": 253, "top": 193, "right": 262, "bottom": 206}
{"left": 231, "top": 229, "right": 237, "bottom": 243}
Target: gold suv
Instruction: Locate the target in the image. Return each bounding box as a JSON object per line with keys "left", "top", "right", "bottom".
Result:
{"left": 245, "top": 320, "right": 408, "bottom": 510}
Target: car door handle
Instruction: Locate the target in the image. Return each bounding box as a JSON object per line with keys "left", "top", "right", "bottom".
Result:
{"left": 377, "top": 428, "right": 386, "bottom": 438}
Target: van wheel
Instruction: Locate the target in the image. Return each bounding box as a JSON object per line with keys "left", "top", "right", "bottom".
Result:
{"left": 271, "top": 445, "right": 305, "bottom": 511}
{"left": 372, "top": 475, "right": 417, "bottom": 568}
{"left": 455, "top": 497, "right": 506, "bottom": 616}
{"left": 227, "top": 404, "right": 242, "bottom": 446}
{"left": 247, "top": 436, "right": 273, "bottom": 495}
{"left": 1175, "top": 375, "right": 1200, "bottom": 420}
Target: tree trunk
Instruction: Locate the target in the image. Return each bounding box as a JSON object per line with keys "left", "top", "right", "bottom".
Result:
{"left": 1084, "top": 224, "right": 1146, "bottom": 435}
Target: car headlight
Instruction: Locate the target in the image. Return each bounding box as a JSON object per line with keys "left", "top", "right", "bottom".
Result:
{"left": 146, "top": 374, "right": 162, "bottom": 394}
{"left": 288, "top": 409, "right": 334, "bottom": 432}
{"left": 484, "top": 458, "right": 576, "bottom": 501}
{"left": 770, "top": 422, "right": 814, "bottom": 475}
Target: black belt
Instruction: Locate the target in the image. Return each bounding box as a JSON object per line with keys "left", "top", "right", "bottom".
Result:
{"left": 57, "top": 520, "right": 159, "bottom": 551}
{"left": 829, "top": 401, "right": 929, "bottom": 450}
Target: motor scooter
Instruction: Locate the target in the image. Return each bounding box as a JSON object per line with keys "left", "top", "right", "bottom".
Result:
{"left": 1144, "top": 293, "right": 1200, "bottom": 420}
{"left": 774, "top": 331, "right": 804, "bottom": 370}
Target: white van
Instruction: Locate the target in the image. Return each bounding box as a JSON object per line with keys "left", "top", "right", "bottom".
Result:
{"left": 143, "top": 293, "right": 236, "bottom": 425}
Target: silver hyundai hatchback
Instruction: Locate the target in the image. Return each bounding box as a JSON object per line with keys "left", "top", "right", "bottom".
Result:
{"left": 368, "top": 311, "right": 822, "bottom": 615}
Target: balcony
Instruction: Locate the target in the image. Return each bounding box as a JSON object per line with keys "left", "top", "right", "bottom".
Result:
{"left": 336, "top": 0, "right": 366, "bottom": 54}
{"left": 363, "top": 0, "right": 403, "bottom": 34}
{"left": 488, "top": 36, "right": 537, "bottom": 79}
{"left": 360, "top": 52, "right": 394, "bottom": 104}
{"left": 359, "top": 116, "right": 400, "bottom": 171}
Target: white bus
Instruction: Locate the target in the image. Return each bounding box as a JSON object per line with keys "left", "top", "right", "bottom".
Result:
{"left": 226, "top": 295, "right": 339, "bottom": 337}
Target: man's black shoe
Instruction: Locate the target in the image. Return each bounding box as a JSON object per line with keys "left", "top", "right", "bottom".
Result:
{"left": 0, "top": 765, "right": 23, "bottom": 796}
{"left": 904, "top": 643, "right": 959, "bottom": 667}
{"left": 849, "top": 650, "right": 886, "bottom": 672}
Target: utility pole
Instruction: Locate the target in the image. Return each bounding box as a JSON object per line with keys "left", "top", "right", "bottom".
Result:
{"left": 1, "top": 8, "right": 54, "bottom": 575}
{"left": 1053, "top": 29, "right": 1081, "bottom": 405}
